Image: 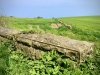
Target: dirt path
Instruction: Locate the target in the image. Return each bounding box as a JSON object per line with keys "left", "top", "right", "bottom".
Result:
{"left": 28, "top": 24, "right": 45, "bottom": 33}
{"left": 50, "top": 23, "right": 62, "bottom": 29}
{"left": 28, "top": 24, "right": 33, "bottom": 30}
{"left": 37, "top": 25, "right": 45, "bottom": 33}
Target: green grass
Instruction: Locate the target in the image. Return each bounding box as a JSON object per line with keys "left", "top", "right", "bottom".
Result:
{"left": 7, "top": 18, "right": 54, "bottom": 30}
{"left": 8, "top": 16, "right": 100, "bottom": 42}
{"left": 1, "top": 16, "right": 100, "bottom": 75}
{"left": 59, "top": 16, "right": 100, "bottom": 41}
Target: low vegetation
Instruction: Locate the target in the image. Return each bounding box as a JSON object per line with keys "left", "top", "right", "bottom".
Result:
{"left": 0, "top": 41, "right": 99, "bottom": 75}
{"left": 0, "top": 16, "right": 100, "bottom": 75}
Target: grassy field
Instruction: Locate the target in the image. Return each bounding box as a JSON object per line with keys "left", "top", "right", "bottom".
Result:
{"left": 0, "top": 16, "right": 100, "bottom": 75}
{"left": 8, "top": 16, "right": 100, "bottom": 42}
{"left": 59, "top": 16, "right": 100, "bottom": 41}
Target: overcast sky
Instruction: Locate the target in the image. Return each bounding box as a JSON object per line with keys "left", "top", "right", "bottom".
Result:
{"left": 0, "top": 0, "right": 100, "bottom": 18}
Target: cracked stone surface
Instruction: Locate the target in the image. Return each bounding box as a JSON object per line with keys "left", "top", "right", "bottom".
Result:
{"left": 0, "top": 27, "right": 94, "bottom": 62}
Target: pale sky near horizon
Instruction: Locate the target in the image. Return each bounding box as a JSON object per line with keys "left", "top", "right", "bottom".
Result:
{"left": 0, "top": 0, "right": 100, "bottom": 18}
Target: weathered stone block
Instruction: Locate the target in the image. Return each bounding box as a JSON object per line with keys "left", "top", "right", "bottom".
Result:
{"left": 18, "top": 33, "right": 93, "bottom": 62}
{"left": 0, "top": 27, "right": 94, "bottom": 62}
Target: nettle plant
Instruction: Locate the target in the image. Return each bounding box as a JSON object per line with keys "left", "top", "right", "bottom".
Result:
{"left": 28, "top": 50, "right": 97, "bottom": 75}
{"left": 0, "top": 40, "right": 98, "bottom": 75}
{"left": 28, "top": 50, "right": 82, "bottom": 75}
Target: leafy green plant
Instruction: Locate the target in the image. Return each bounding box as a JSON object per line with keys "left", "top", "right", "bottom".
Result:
{"left": 0, "top": 42, "right": 10, "bottom": 75}
{"left": 0, "top": 41, "right": 99, "bottom": 75}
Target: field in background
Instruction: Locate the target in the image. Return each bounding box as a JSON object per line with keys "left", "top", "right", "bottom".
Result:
{"left": 8, "top": 16, "right": 100, "bottom": 42}
{"left": 1, "top": 16, "right": 100, "bottom": 75}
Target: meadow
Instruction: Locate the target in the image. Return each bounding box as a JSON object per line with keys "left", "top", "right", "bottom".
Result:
{"left": 0, "top": 16, "right": 100, "bottom": 75}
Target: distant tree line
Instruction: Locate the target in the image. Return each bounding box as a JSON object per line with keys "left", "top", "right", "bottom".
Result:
{"left": 37, "top": 16, "right": 43, "bottom": 19}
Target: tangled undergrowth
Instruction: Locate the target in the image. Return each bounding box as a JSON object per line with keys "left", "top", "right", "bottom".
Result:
{"left": 0, "top": 41, "right": 100, "bottom": 75}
